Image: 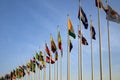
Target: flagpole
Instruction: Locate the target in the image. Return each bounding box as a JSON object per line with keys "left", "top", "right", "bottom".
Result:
{"left": 44, "top": 51, "right": 46, "bottom": 80}
{"left": 79, "top": 0, "right": 83, "bottom": 80}
{"left": 58, "top": 26, "right": 62, "bottom": 80}
{"left": 57, "top": 53, "right": 59, "bottom": 80}
{"left": 60, "top": 50, "right": 62, "bottom": 80}
{"left": 105, "top": 0, "right": 112, "bottom": 80}
{"left": 54, "top": 53, "right": 56, "bottom": 80}
{"left": 90, "top": 15, "right": 94, "bottom": 80}
{"left": 97, "top": 1, "right": 103, "bottom": 80}
{"left": 67, "top": 14, "right": 70, "bottom": 80}
{"left": 49, "top": 35, "right": 52, "bottom": 80}
{"left": 78, "top": 25, "right": 80, "bottom": 80}
{"left": 28, "top": 74, "right": 30, "bottom": 80}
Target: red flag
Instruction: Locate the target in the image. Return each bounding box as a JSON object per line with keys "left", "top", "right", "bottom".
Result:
{"left": 46, "top": 56, "right": 55, "bottom": 64}
{"left": 45, "top": 43, "right": 51, "bottom": 56}
{"left": 78, "top": 30, "right": 88, "bottom": 45}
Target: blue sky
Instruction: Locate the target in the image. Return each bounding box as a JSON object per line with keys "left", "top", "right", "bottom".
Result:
{"left": 0, "top": 0, "right": 120, "bottom": 80}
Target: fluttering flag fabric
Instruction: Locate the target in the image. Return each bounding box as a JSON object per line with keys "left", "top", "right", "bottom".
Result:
{"left": 26, "top": 62, "right": 30, "bottom": 75}
{"left": 69, "top": 39, "right": 73, "bottom": 52}
{"left": 46, "top": 56, "right": 55, "bottom": 64}
{"left": 45, "top": 43, "right": 51, "bottom": 56}
{"left": 78, "top": 7, "right": 88, "bottom": 29}
{"left": 36, "top": 52, "right": 39, "bottom": 61}
{"left": 30, "top": 57, "right": 36, "bottom": 73}
{"left": 22, "top": 65, "right": 30, "bottom": 75}
{"left": 95, "top": 0, "right": 102, "bottom": 8}
{"left": 50, "top": 35, "right": 57, "bottom": 53}
{"left": 68, "top": 18, "right": 76, "bottom": 39}
{"left": 90, "top": 21, "right": 96, "bottom": 40}
{"left": 36, "top": 61, "right": 43, "bottom": 70}
{"left": 58, "top": 30, "right": 62, "bottom": 50}
{"left": 78, "top": 30, "right": 88, "bottom": 45}
{"left": 39, "top": 51, "right": 44, "bottom": 61}
{"left": 102, "top": 4, "right": 120, "bottom": 24}
{"left": 55, "top": 51, "right": 58, "bottom": 61}
{"left": 58, "top": 30, "right": 63, "bottom": 57}
{"left": 82, "top": 36, "right": 88, "bottom": 45}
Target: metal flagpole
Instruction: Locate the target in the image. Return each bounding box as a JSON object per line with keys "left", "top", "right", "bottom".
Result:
{"left": 54, "top": 53, "right": 56, "bottom": 80}
{"left": 90, "top": 15, "right": 94, "bottom": 80}
{"left": 97, "top": 0, "right": 103, "bottom": 80}
{"left": 28, "top": 74, "right": 30, "bottom": 80}
{"left": 49, "top": 36, "right": 52, "bottom": 80}
{"left": 57, "top": 53, "right": 59, "bottom": 80}
{"left": 60, "top": 51, "right": 62, "bottom": 80}
{"left": 44, "top": 51, "right": 46, "bottom": 80}
{"left": 78, "top": 25, "right": 80, "bottom": 80}
{"left": 57, "top": 26, "right": 60, "bottom": 80}
{"left": 105, "top": 0, "right": 112, "bottom": 80}
{"left": 49, "top": 54, "right": 52, "bottom": 80}
{"left": 67, "top": 14, "right": 70, "bottom": 80}
{"left": 32, "top": 72, "right": 34, "bottom": 80}
{"left": 58, "top": 26, "right": 62, "bottom": 80}
{"left": 79, "top": 0, "right": 83, "bottom": 80}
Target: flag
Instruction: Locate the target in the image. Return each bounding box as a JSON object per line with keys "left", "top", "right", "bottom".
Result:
{"left": 22, "top": 65, "right": 30, "bottom": 75}
{"left": 78, "top": 29, "right": 83, "bottom": 38}
{"left": 50, "top": 35, "right": 57, "bottom": 53}
{"left": 18, "top": 66, "right": 25, "bottom": 77}
{"left": 69, "top": 39, "right": 73, "bottom": 52}
{"left": 82, "top": 36, "right": 88, "bottom": 45}
{"left": 102, "top": 5, "right": 120, "bottom": 23}
{"left": 36, "top": 61, "right": 43, "bottom": 70}
{"left": 78, "top": 7, "right": 88, "bottom": 29}
{"left": 45, "top": 43, "right": 51, "bottom": 56}
{"left": 95, "top": 0, "right": 102, "bottom": 8}
{"left": 26, "top": 62, "right": 30, "bottom": 75}
{"left": 58, "top": 30, "right": 62, "bottom": 50}
{"left": 90, "top": 21, "right": 96, "bottom": 40}
{"left": 39, "top": 51, "right": 43, "bottom": 61}
{"left": 55, "top": 51, "right": 58, "bottom": 61}
{"left": 58, "top": 30, "right": 63, "bottom": 57}
{"left": 46, "top": 56, "right": 55, "bottom": 64}
{"left": 36, "top": 52, "right": 39, "bottom": 61}
{"left": 30, "top": 58, "right": 36, "bottom": 73}
{"left": 68, "top": 18, "right": 76, "bottom": 39}
{"left": 78, "top": 30, "right": 88, "bottom": 45}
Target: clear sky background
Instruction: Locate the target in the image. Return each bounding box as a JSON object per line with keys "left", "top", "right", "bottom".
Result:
{"left": 0, "top": 0, "right": 120, "bottom": 80}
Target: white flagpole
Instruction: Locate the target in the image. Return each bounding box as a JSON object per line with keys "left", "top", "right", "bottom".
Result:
{"left": 28, "top": 74, "right": 30, "bottom": 80}
{"left": 105, "top": 0, "right": 112, "bottom": 80}
{"left": 32, "top": 72, "right": 34, "bottom": 80}
{"left": 49, "top": 54, "right": 52, "bottom": 80}
{"left": 49, "top": 36, "right": 52, "bottom": 80}
{"left": 44, "top": 51, "right": 46, "bottom": 80}
{"left": 90, "top": 15, "right": 94, "bottom": 80}
{"left": 60, "top": 51, "right": 62, "bottom": 80}
{"left": 78, "top": 25, "right": 80, "bottom": 80}
{"left": 58, "top": 26, "right": 62, "bottom": 80}
{"left": 67, "top": 14, "right": 70, "bottom": 80}
{"left": 97, "top": 1, "right": 103, "bottom": 80}
{"left": 79, "top": 0, "right": 83, "bottom": 80}
{"left": 54, "top": 54, "right": 56, "bottom": 80}
{"left": 57, "top": 53, "right": 59, "bottom": 80}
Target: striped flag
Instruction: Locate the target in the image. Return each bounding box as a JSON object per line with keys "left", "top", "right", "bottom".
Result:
{"left": 78, "top": 30, "right": 88, "bottom": 45}
{"left": 58, "top": 30, "right": 63, "bottom": 57}
{"left": 78, "top": 7, "right": 88, "bottom": 29}
{"left": 68, "top": 18, "right": 76, "bottom": 39}
{"left": 50, "top": 35, "right": 57, "bottom": 53}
